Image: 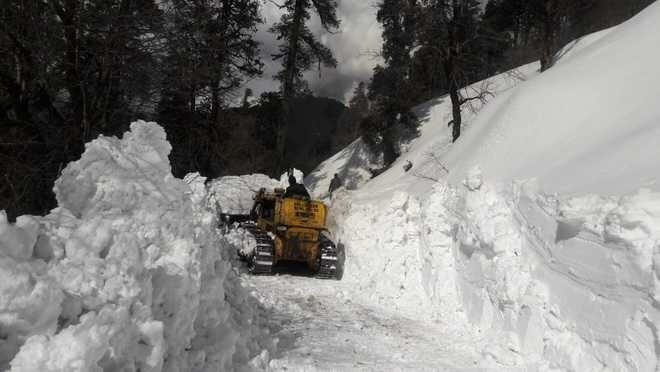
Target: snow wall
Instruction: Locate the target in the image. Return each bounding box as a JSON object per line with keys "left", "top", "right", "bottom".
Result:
{"left": 334, "top": 176, "right": 660, "bottom": 370}
{"left": 0, "top": 121, "right": 272, "bottom": 371}
{"left": 318, "top": 3, "right": 660, "bottom": 370}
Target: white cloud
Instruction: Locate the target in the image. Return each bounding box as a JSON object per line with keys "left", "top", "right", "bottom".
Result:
{"left": 242, "top": 0, "right": 383, "bottom": 105}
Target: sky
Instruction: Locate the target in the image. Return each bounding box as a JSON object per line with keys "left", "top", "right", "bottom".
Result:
{"left": 243, "top": 0, "right": 384, "bottom": 105}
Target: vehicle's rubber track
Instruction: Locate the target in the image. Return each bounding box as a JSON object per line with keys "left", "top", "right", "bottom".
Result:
{"left": 241, "top": 223, "right": 275, "bottom": 274}
{"left": 317, "top": 237, "right": 339, "bottom": 279}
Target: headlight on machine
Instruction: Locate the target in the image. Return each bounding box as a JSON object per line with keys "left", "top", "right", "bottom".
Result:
{"left": 276, "top": 226, "right": 287, "bottom": 232}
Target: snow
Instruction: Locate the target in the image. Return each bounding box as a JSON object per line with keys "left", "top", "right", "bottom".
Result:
{"left": 2, "top": 3, "right": 660, "bottom": 371}
{"left": 297, "top": 3, "right": 660, "bottom": 370}
{"left": 305, "top": 139, "right": 381, "bottom": 199}
{"left": 243, "top": 274, "right": 481, "bottom": 371}
{"left": 444, "top": 2, "right": 660, "bottom": 195}
{"left": 553, "top": 27, "right": 615, "bottom": 64}
{"left": 208, "top": 174, "right": 282, "bottom": 215}
{"left": 320, "top": 170, "right": 660, "bottom": 370}
{"left": 226, "top": 227, "right": 258, "bottom": 258}
{"left": 0, "top": 121, "right": 272, "bottom": 371}
{"left": 278, "top": 168, "right": 304, "bottom": 187}
{"left": 209, "top": 169, "right": 304, "bottom": 215}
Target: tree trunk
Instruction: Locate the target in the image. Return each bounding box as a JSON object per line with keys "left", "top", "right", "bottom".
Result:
{"left": 382, "top": 126, "right": 398, "bottom": 166}
{"left": 277, "top": 0, "right": 305, "bottom": 172}
{"left": 211, "top": 0, "right": 231, "bottom": 124}
{"left": 57, "top": 0, "right": 88, "bottom": 144}
{"left": 211, "top": 79, "right": 223, "bottom": 124}
{"left": 189, "top": 85, "right": 196, "bottom": 114}
{"left": 446, "top": 67, "right": 462, "bottom": 143}
{"left": 540, "top": 0, "right": 558, "bottom": 72}
{"left": 539, "top": 16, "right": 554, "bottom": 71}
{"left": 445, "top": 1, "right": 462, "bottom": 143}
{"left": 99, "top": 0, "right": 132, "bottom": 131}
{"left": 282, "top": 0, "right": 305, "bottom": 103}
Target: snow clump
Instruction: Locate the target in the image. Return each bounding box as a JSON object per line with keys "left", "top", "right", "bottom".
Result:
{"left": 0, "top": 120, "right": 271, "bottom": 371}
{"left": 208, "top": 175, "right": 281, "bottom": 215}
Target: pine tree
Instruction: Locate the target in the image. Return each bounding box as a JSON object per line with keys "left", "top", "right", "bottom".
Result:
{"left": 367, "top": 0, "right": 420, "bottom": 166}
{"left": 527, "top": 0, "right": 593, "bottom": 71}
{"left": 51, "top": 0, "right": 163, "bottom": 141}
{"left": 482, "top": 0, "right": 597, "bottom": 72}
{"left": 348, "top": 82, "right": 370, "bottom": 118}
{"left": 270, "top": 0, "right": 340, "bottom": 171}
{"left": 0, "top": 0, "right": 163, "bottom": 217}
{"left": 527, "top": 0, "right": 567, "bottom": 71}
{"left": 207, "top": 0, "right": 263, "bottom": 121}
{"left": 242, "top": 88, "right": 254, "bottom": 109}
{"left": 161, "top": 0, "right": 263, "bottom": 119}
{"left": 331, "top": 82, "right": 370, "bottom": 151}
{"left": 157, "top": 0, "right": 263, "bottom": 177}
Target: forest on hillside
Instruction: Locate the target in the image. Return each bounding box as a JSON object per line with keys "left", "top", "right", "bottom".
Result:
{"left": 0, "top": 0, "right": 653, "bottom": 220}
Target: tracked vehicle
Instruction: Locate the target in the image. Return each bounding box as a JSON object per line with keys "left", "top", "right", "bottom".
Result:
{"left": 222, "top": 188, "right": 340, "bottom": 279}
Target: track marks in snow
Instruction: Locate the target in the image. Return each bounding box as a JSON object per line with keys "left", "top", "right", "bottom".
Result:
{"left": 243, "top": 274, "right": 481, "bottom": 371}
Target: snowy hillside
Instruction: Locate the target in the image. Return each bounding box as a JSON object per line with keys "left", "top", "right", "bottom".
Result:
{"left": 444, "top": 3, "right": 660, "bottom": 195}
{"left": 304, "top": 3, "right": 660, "bottom": 371}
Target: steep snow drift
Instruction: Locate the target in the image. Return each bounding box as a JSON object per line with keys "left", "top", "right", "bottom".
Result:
{"left": 445, "top": 2, "right": 660, "bottom": 195}
{"left": 308, "top": 3, "right": 660, "bottom": 371}
{"left": 0, "top": 121, "right": 271, "bottom": 371}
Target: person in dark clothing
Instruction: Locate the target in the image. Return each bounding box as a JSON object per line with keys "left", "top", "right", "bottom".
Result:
{"left": 284, "top": 175, "right": 310, "bottom": 199}
{"left": 328, "top": 173, "right": 342, "bottom": 195}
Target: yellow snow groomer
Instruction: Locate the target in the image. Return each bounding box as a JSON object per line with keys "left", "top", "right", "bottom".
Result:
{"left": 223, "top": 188, "right": 340, "bottom": 279}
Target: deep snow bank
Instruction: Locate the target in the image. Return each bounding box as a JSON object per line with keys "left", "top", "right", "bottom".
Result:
{"left": 332, "top": 176, "right": 660, "bottom": 370}
{"left": 0, "top": 121, "right": 271, "bottom": 371}
{"left": 447, "top": 178, "right": 660, "bottom": 370}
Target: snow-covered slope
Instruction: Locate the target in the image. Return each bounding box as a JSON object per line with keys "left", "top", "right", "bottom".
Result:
{"left": 308, "top": 3, "right": 660, "bottom": 370}
{"left": 305, "top": 138, "right": 381, "bottom": 199}
{"left": 0, "top": 121, "right": 272, "bottom": 371}
{"left": 306, "top": 61, "right": 541, "bottom": 201}
{"left": 444, "top": 5, "right": 660, "bottom": 195}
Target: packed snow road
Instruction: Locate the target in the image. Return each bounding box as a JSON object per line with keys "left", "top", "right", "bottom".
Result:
{"left": 241, "top": 271, "right": 483, "bottom": 371}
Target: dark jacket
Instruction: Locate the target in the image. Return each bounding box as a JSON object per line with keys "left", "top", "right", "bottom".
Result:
{"left": 285, "top": 182, "right": 310, "bottom": 199}
{"left": 328, "top": 175, "right": 342, "bottom": 194}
